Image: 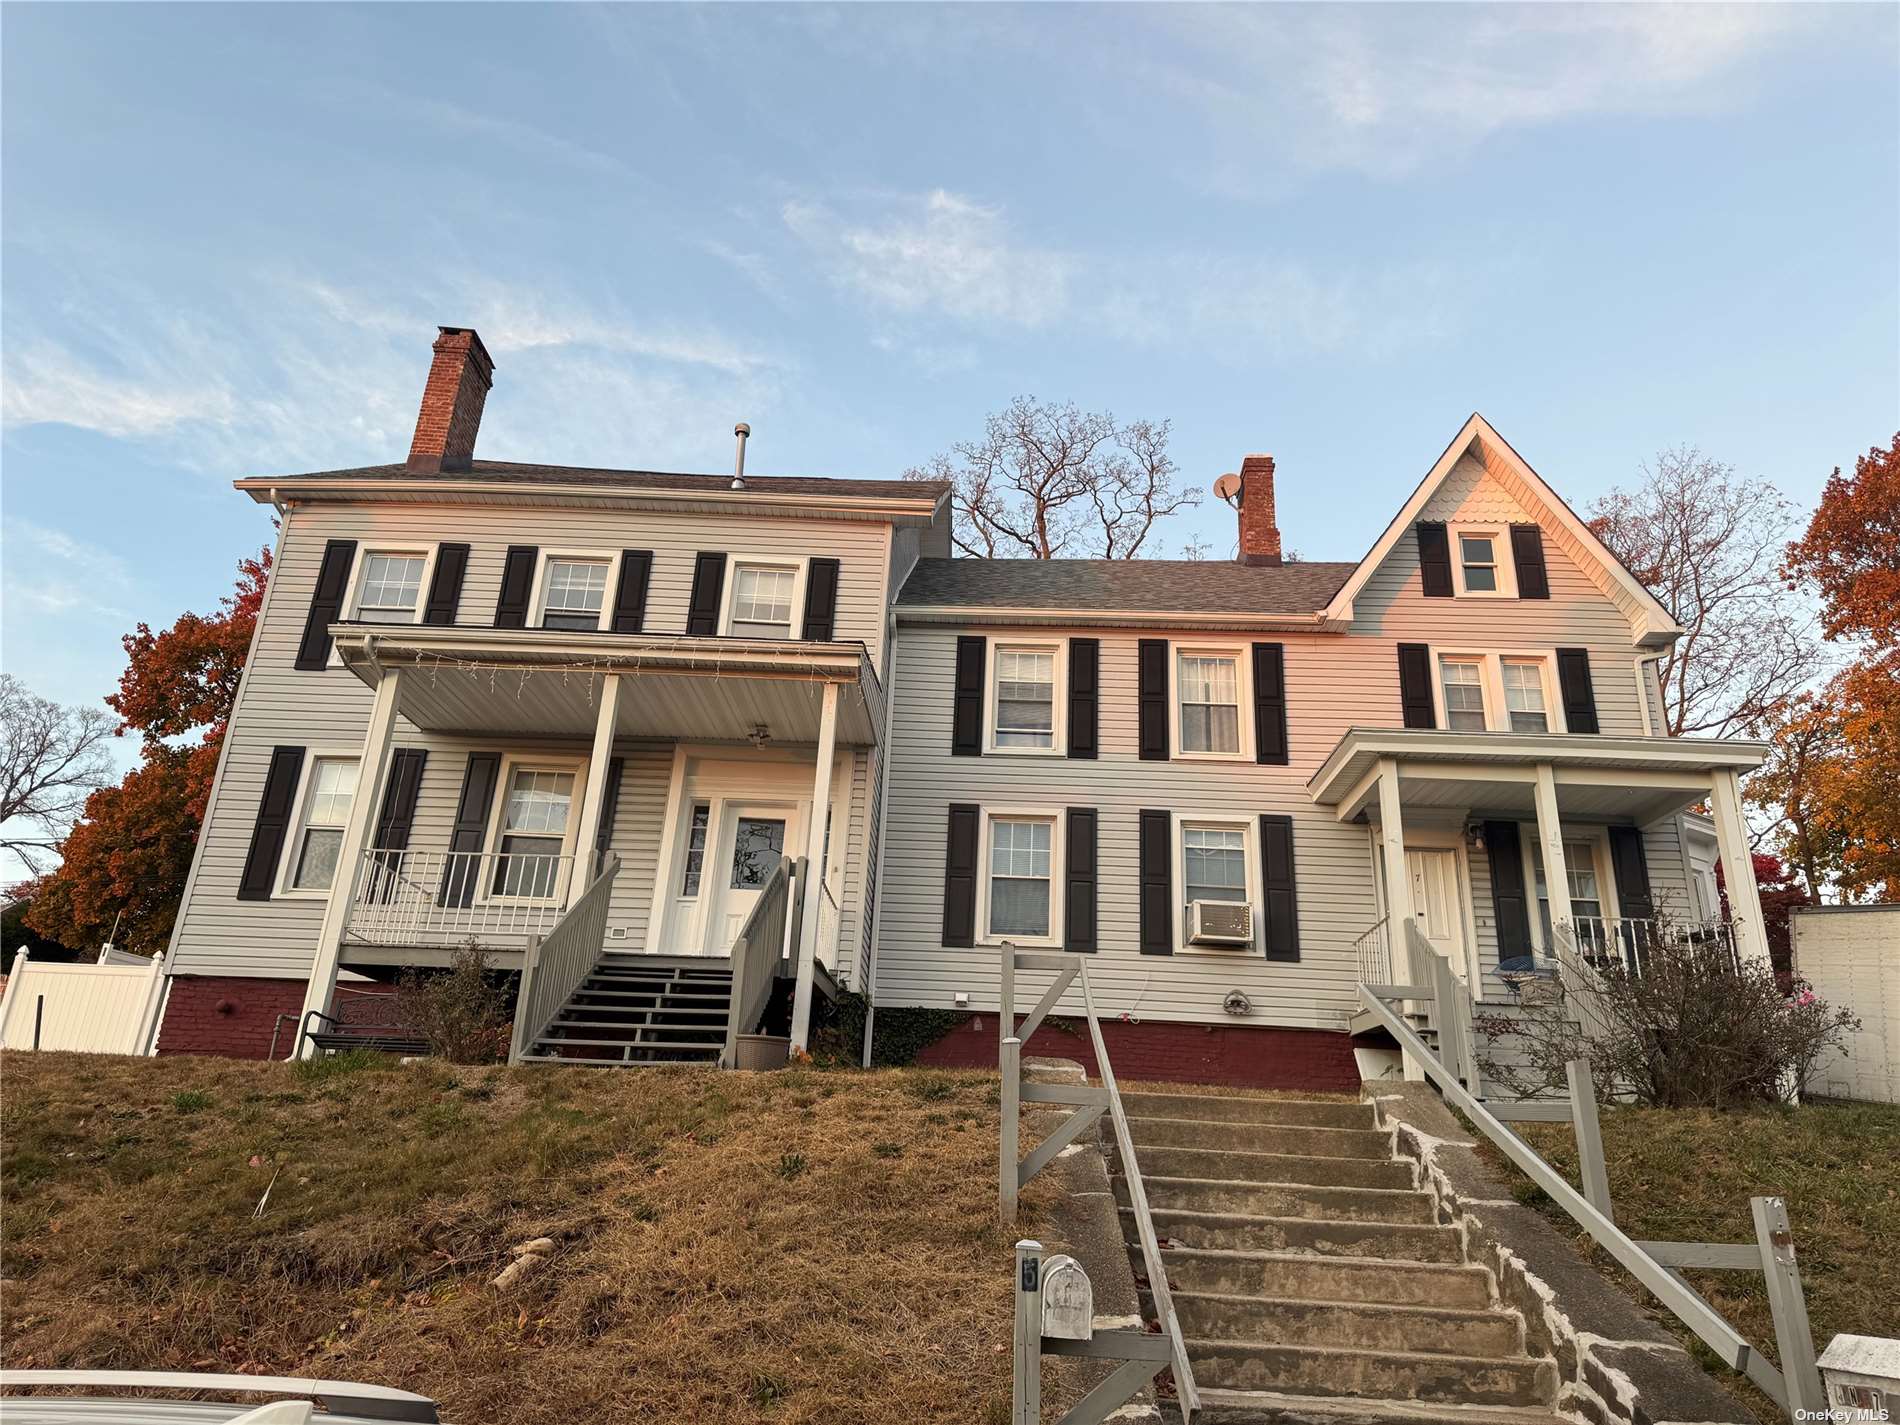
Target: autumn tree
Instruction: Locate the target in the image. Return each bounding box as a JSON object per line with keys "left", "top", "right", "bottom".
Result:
{"left": 1589, "top": 448, "right": 1814, "bottom": 738}
{"left": 905, "top": 397, "right": 1200, "bottom": 559}
{"left": 0, "top": 676, "right": 116, "bottom": 874}
{"left": 26, "top": 548, "right": 270, "bottom": 954}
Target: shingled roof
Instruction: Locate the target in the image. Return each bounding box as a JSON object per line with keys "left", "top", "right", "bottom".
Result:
{"left": 896, "top": 558, "right": 1359, "bottom": 614}
{"left": 239, "top": 459, "right": 946, "bottom": 503}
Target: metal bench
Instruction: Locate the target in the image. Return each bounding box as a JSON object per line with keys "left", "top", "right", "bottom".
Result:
{"left": 297, "top": 1009, "right": 428, "bottom": 1059}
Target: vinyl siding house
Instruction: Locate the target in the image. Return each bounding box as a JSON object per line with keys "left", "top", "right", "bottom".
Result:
{"left": 159, "top": 326, "right": 1772, "bottom": 1084}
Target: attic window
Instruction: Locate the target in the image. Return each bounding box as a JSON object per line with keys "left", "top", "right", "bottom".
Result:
{"left": 1449, "top": 524, "right": 1517, "bottom": 597}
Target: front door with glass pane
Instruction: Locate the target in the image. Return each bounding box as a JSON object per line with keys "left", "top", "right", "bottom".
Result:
{"left": 705, "top": 802, "right": 801, "bottom": 952}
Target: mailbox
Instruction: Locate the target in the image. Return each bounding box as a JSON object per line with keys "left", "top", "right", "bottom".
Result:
{"left": 1039, "top": 1254, "right": 1092, "bottom": 1342}
{"left": 1817, "top": 1335, "right": 1900, "bottom": 1420}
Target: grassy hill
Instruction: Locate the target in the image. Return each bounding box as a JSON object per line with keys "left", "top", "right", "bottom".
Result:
{"left": 2, "top": 1050, "right": 1055, "bottom": 1424}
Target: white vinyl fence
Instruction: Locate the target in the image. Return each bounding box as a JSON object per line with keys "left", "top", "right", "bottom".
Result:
{"left": 1794, "top": 905, "right": 1900, "bottom": 1104}
{"left": 0, "top": 947, "right": 168, "bottom": 1055}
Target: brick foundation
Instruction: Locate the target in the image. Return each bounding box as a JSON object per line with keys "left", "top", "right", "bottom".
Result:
{"left": 157, "top": 976, "right": 313, "bottom": 1059}
{"left": 916, "top": 1015, "right": 1361, "bottom": 1093}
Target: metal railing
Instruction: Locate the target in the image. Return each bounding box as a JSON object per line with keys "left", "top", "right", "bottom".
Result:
{"left": 507, "top": 854, "right": 619, "bottom": 1064}
{"left": 1357, "top": 946, "right": 1824, "bottom": 1421}
{"left": 719, "top": 855, "right": 798, "bottom": 1069}
{"left": 1352, "top": 916, "right": 1391, "bottom": 986}
{"left": 347, "top": 849, "right": 579, "bottom": 946}
{"left": 998, "top": 944, "right": 1199, "bottom": 1418}
{"left": 1564, "top": 915, "right": 1740, "bottom": 978}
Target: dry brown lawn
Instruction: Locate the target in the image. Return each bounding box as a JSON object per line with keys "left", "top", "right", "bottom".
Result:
{"left": 1, "top": 1050, "right": 1058, "bottom": 1424}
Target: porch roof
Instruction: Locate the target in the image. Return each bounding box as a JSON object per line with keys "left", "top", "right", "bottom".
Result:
{"left": 331, "top": 624, "right": 882, "bottom": 746}
{"left": 1310, "top": 728, "right": 1770, "bottom": 825}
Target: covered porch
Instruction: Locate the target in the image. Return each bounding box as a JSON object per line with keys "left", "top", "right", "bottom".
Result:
{"left": 297, "top": 624, "right": 882, "bottom": 1054}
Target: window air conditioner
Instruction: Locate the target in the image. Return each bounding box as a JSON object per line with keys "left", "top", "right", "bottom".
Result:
{"left": 1188, "top": 900, "right": 1254, "bottom": 947}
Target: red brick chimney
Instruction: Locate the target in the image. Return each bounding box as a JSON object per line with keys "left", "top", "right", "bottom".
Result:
{"left": 1237, "top": 453, "right": 1282, "bottom": 566}
{"left": 406, "top": 327, "right": 494, "bottom": 474}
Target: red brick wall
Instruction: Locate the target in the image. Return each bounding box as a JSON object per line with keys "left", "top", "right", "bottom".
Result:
{"left": 406, "top": 327, "right": 493, "bottom": 474}
{"left": 156, "top": 976, "right": 312, "bottom": 1059}
{"left": 1238, "top": 453, "right": 1283, "bottom": 566}
{"left": 915, "top": 1015, "right": 1361, "bottom": 1093}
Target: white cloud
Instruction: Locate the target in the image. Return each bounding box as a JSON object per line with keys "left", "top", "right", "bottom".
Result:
{"left": 0, "top": 345, "right": 235, "bottom": 440}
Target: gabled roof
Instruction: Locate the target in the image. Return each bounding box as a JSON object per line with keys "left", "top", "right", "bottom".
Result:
{"left": 1320, "top": 413, "right": 1683, "bottom": 648}
{"left": 896, "top": 558, "right": 1358, "bottom": 625}
{"left": 238, "top": 459, "right": 943, "bottom": 502}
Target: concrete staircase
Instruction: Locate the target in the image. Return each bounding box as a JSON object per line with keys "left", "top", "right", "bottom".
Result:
{"left": 1111, "top": 1089, "right": 1562, "bottom": 1425}
{"left": 519, "top": 957, "right": 733, "bottom": 1066}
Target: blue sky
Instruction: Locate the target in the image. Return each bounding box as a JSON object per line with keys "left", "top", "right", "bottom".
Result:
{"left": 3, "top": 2, "right": 1895, "bottom": 739}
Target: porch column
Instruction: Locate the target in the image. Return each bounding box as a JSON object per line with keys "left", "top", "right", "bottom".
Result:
{"left": 297, "top": 667, "right": 403, "bottom": 1054}
{"left": 1531, "top": 762, "right": 1573, "bottom": 969}
{"left": 1708, "top": 768, "right": 1771, "bottom": 967}
{"left": 570, "top": 673, "right": 623, "bottom": 892}
{"left": 1375, "top": 757, "right": 1410, "bottom": 947}
{"left": 790, "top": 680, "right": 840, "bottom": 1054}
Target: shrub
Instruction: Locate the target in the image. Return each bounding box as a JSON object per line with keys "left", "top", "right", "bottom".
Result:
{"left": 393, "top": 942, "right": 511, "bottom": 1064}
{"left": 1479, "top": 929, "right": 1858, "bottom": 1108}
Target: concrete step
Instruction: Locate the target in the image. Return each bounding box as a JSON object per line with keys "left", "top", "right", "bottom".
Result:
{"left": 1125, "top": 1174, "right": 1437, "bottom": 1225}
{"left": 1187, "top": 1387, "right": 1567, "bottom": 1425}
{"left": 1186, "top": 1340, "right": 1557, "bottom": 1407}
{"left": 1169, "top": 1292, "right": 1523, "bottom": 1357}
{"left": 1134, "top": 1208, "right": 1463, "bottom": 1262}
{"left": 1118, "top": 1144, "right": 1414, "bottom": 1191}
{"left": 1155, "top": 1247, "right": 1490, "bottom": 1308}
{"left": 1127, "top": 1118, "right": 1390, "bottom": 1159}
{"left": 1120, "top": 1092, "right": 1374, "bottom": 1129}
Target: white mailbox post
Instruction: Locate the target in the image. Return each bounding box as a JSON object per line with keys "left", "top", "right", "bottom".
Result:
{"left": 1012, "top": 1240, "right": 1172, "bottom": 1425}
{"left": 1817, "top": 1335, "right": 1900, "bottom": 1421}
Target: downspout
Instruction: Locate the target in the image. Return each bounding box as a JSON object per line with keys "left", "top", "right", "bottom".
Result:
{"left": 860, "top": 615, "right": 901, "bottom": 1068}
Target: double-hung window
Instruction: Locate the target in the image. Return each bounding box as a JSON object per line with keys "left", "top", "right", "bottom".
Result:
{"left": 992, "top": 646, "right": 1056, "bottom": 750}
{"left": 1177, "top": 651, "right": 1242, "bottom": 755}
{"left": 1458, "top": 533, "right": 1499, "bottom": 593}
{"left": 287, "top": 757, "right": 358, "bottom": 891}
{"left": 1183, "top": 825, "right": 1247, "bottom": 906}
{"left": 353, "top": 553, "right": 426, "bottom": 623}
{"left": 1533, "top": 839, "right": 1605, "bottom": 946}
{"left": 1501, "top": 659, "right": 1550, "bottom": 733}
{"left": 492, "top": 766, "right": 575, "bottom": 898}
{"left": 540, "top": 558, "right": 610, "bottom": 631}
{"left": 986, "top": 816, "right": 1054, "bottom": 939}
{"left": 729, "top": 563, "right": 797, "bottom": 638}
{"left": 1441, "top": 658, "right": 1488, "bottom": 731}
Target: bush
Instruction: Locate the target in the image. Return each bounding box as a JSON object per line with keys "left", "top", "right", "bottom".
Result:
{"left": 1479, "top": 930, "right": 1858, "bottom": 1108}
{"left": 393, "top": 942, "right": 511, "bottom": 1064}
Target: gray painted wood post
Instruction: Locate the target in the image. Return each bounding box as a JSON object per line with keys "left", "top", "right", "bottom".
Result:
{"left": 506, "top": 936, "right": 542, "bottom": 1066}
{"left": 1000, "top": 1035, "right": 1022, "bottom": 1224}
{"left": 1752, "top": 1195, "right": 1824, "bottom": 1420}
{"left": 1566, "top": 1058, "right": 1614, "bottom": 1223}
{"left": 1012, "top": 1239, "right": 1043, "bottom": 1425}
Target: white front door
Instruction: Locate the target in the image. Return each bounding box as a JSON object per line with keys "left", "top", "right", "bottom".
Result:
{"left": 704, "top": 802, "right": 801, "bottom": 953}
{"left": 1405, "top": 848, "right": 1472, "bottom": 984}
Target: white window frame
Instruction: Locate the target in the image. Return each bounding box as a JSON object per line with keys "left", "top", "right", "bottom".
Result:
{"left": 1169, "top": 642, "right": 1254, "bottom": 762}
{"left": 718, "top": 556, "right": 810, "bottom": 640}
{"left": 1448, "top": 523, "right": 1517, "bottom": 599}
{"left": 1429, "top": 647, "right": 1567, "bottom": 735}
{"left": 983, "top": 637, "right": 1069, "bottom": 756}
{"left": 328, "top": 544, "right": 441, "bottom": 664}
{"left": 480, "top": 752, "right": 590, "bottom": 903}
{"left": 526, "top": 548, "right": 620, "bottom": 633}
{"left": 975, "top": 806, "right": 1066, "bottom": 948}
{"left": 1520, "top": 827, "right": 1622, "bottom": 950}
{"left": 1171, "top": 811, "right": 1259, "bottom": 956}
{"left": 273, "top": 749, "right": 363, "bottom": 899}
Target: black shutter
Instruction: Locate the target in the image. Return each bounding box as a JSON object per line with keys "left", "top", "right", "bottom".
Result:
{"left": 1067, "top": 639, "right": 1099, "bottom": 760}
{"left": 1608, "top": 826, "right": 1654, "bottom": 920}
{"left": 440, "top": 753, "right": 501, "bottom": 908}
{"left": 942, "top": 803, "right": 980, "bottom": 948}
{"left": 1138, "top": 809, "right": 1172, "bottom": 955}
{"left": 494, "top": 546, "right": 537, "bottom": 628}
{"left": 1556, "top": 648, "right": 1599, "bottom": 733}
{"left": 1252, "top": 642, "right": 1289, "bottom": 765}
{"left": 1064, "top": 809, "right": 1098, "bottom": 953}
{"left": 294, "top": 540, "right": 357, "bottom": 669}
{"left": 1258, "top": 814, "right": 1300, "bottom": 962}
{"left": 1137, "top": 639, "right": 1168, "bottom": 761}
{"left": 1416, "top": 522, "right": 1453, "bottom": 598}
{"left": 365, "top": 748, "right": 428, "bottom": 905}
{"left": 593, "top": 756, "right": 625, "bottom": 877}
{"left": 686, "top": 553, "right": 727, "bottom": 635}
{"left": 611, "top": 550, "right": 653, "bottom": 634}
{"left": 1398, "top": 643, "right": 1436, "bottom": 729}
{"left": 237, "top": 746, "right": 306, "bottom": 900}
{"left": 801, "top": 557, "right": 842, "bottom": 641}
{"left": 422, "top": 544, "right": 470, "bottom": 626}
{"left": 1485, "top": 821, "right": 1534, "bottom": 967}
{"left": 1510, "top": 525, "right": 1550, "bottom": 600}
{"left": 951, "top": 636, "right": 986, "bottom": 756}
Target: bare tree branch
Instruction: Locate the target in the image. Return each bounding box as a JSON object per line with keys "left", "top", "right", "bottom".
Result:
{"left": 0, "top": 675, "right": 117, "bottom": 874}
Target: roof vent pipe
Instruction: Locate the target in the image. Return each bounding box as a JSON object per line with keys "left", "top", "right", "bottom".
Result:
{"left": 732, "top": 422, "right": 751, "bottom": 490}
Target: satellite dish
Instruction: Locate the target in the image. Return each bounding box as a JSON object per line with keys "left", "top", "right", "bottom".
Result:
{"left": 1213, "top": 473, "right": 1242, "bottom": 507}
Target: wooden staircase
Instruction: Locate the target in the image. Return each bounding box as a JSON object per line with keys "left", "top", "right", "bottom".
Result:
{"left": 518, "top": 956, "right": 735, "bottom": 1066}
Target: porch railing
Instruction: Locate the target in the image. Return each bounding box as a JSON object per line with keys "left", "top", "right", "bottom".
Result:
{"left": 507, "top": 854, "right": 619, "bottom": 1064}
{"left": 1563, "top": 916, "right": 1740, "bottom": 978}
{"left": 347, "top": 849, "right": 579, "bottom": 946}
{"left": 1352, "top": 916, "right": 1391, "bottom": 986}
{"left": 720, "top": 855, "right": 798, "bottom": 1069}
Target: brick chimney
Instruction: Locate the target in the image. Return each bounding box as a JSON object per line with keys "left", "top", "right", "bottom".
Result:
{"left": 1237, "top": 453, "right": 1282, "bottom": 566}
{"left": 406, "top": 327, "right": 494, "bottom": 474}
